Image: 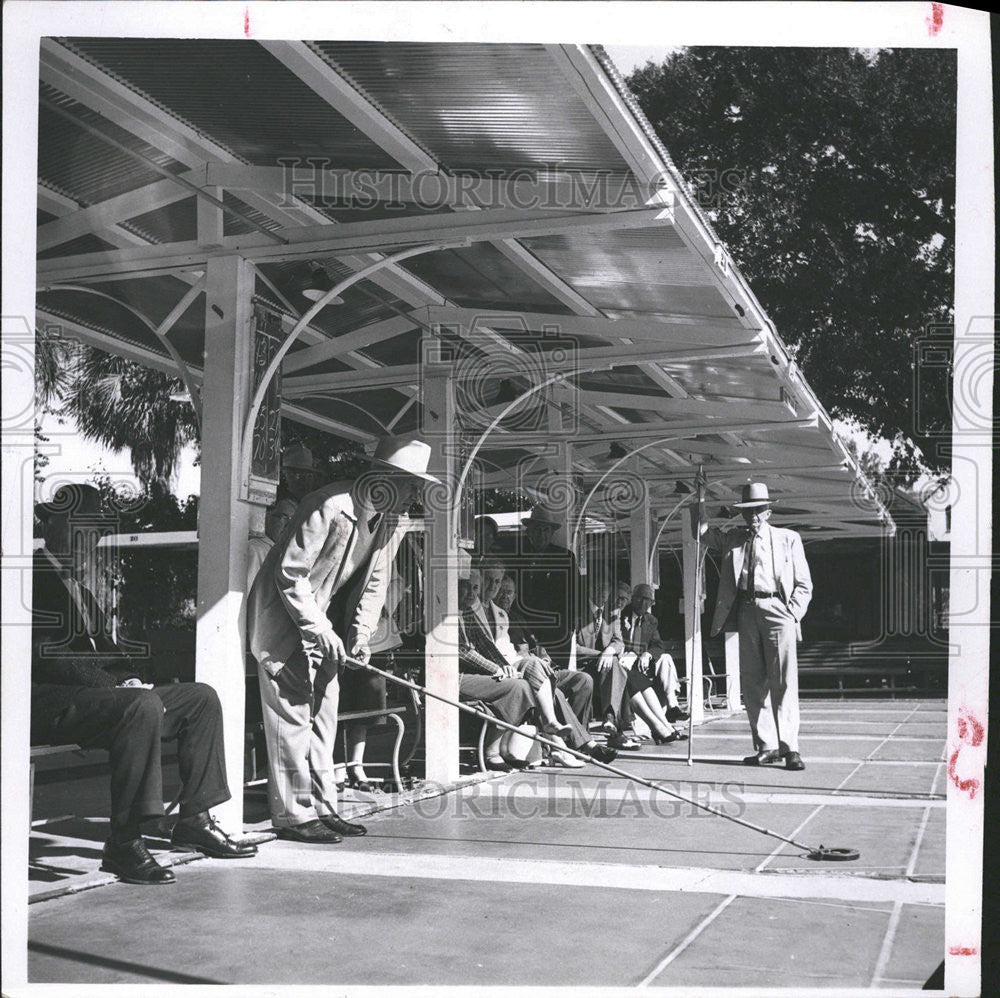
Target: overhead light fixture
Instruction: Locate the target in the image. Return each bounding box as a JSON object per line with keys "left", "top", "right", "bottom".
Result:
{"left": 300, "top": 261, "right": 343, "bottom": 304}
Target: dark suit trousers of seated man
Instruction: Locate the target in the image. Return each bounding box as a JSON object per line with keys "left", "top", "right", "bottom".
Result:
{"left": 31, "top": 677, "right": 230, "bottom": 830}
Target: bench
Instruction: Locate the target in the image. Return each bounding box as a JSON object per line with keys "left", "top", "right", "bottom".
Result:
{"left": 29, "top": 744, "right": 182, "bottom": 831}
{"left": 244, "top": 687, "right": 422, "bottom": 794}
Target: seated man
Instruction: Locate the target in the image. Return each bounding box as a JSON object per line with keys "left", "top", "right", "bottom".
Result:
{"left": 618, "top": 584, "right": 690, "bottom": 725}
{"left": 467, "top": 568, "right": 616, "bottom": 766}
{"left": 578, "top": 581, "right": 680, "bottom": 748}
{"left": 31, "top": 484, "right": 255, "bottom": 886}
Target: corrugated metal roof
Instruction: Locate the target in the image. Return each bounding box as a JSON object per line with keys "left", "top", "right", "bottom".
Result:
{"left": 312, "top": 42, "right": 632, "bottom": 174}
{"left": 33, "top": 39, "right": 889, "bottom": 536}
{"left": 38, "top": 84, "right": 185, "bottom": 205}
{"left": 63, "top": 38, "right": 406, "bottom": 170}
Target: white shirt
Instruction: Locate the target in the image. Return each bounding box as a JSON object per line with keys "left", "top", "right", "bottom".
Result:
{"left": 738, "top": 523, "right": 776, "bottom": 592}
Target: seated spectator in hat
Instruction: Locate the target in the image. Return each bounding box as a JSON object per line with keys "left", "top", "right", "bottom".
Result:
{"left": 31, "top": 484, "right": 256, "bottom": 886}
{"left": 467, "top": 568, "right": 617, "bottom": 766}
{"left": 577, "top": 580, "right": 682, "bottom": 748}
{"left": 618, "top": 583, "right": 690, "bottom": 725}
{"left": 247, "top": 498, "right": 298, "bottom": 592}
{"left": 278, "top": 442, "right": 323, "bottom": 504}
{"left": 506, "top": 504, "right": 586, "bottom": 673}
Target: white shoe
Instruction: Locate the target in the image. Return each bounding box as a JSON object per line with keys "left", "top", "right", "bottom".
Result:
{"left": 550, "top": 749, "right": 586, "bottom": 768}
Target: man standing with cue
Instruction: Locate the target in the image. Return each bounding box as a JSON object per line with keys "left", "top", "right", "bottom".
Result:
{"left": 692, "top": 482, "right": 813, "bottom": 771}
{"left": 248, "top": 437, "right": 438, "bottom": 841}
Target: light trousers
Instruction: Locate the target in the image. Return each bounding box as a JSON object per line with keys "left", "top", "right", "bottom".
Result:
{"left": 737, "top": 597, "right": 800, "bottom": 754}
{"left": 258, "top": 651, "right": 341, "bottom": 827}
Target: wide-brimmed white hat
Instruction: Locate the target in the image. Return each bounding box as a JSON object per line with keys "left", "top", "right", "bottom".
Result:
{"left": 369, "top": 437, "right": 440, "bottom": 483}
{"left": 732, "top": 482, "right": 778, "bottom": 509}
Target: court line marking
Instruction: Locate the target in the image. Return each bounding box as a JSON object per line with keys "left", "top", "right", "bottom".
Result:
{"left": 635, "top": 722, "right": 900, "bottom": 988}
{"left": 486, "top": 784, "right": 944, "bottom": 809}
{"left": 246, "top": 849, "right": 944, "bottom": 905}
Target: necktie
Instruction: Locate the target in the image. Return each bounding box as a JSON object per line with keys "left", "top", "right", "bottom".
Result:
{"left": 746, "top": 532, "right": 757, "bottom": 595}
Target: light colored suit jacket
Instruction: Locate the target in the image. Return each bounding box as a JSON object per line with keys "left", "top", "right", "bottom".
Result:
{"left": 247, "top": 481, "right": 405, "bottom": 676}
{"left": 704, "top": 522, "right": 812, "bottom": 638}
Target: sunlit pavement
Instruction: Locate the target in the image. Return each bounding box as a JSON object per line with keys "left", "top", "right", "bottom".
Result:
{"left": 28, "top": 700, "right": 945, "bottom": 988}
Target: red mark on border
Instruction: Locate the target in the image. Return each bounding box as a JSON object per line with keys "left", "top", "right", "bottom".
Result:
{"left": 948, "top": 946, "right": 978, "bottom": 956}
{"left": 926, "top": 2, "right": 944, "bottom": 37}
{"left": 244, "top": 7, "right": 251, "bottom": 38}
{"left": 948, "top": 706, "right": 984, "bottom": 798}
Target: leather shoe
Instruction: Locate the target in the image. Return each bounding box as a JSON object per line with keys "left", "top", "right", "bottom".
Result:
{"left": 171, "top": 815, "right": 257, "bottom": 859}
{"left": 652, "top": 730, "right": 680, "bottom": 745}
{"left": 485, "top": 757, "right": 512, "bottom": 772}
{"left": 321, "top": 813, "right": 368, "bottom": 837}
{"left": 607, "top": 733, "right": 642, "bottom": 751}
{"left": 743, "top": 749, "right": 782, "bottom": 766}
{"left": 587, "top": 743, "right": 618, "bottom": 764}
{"left": 784, "top": 751, "right": 806, "bottom": 771}
{"left": 276, "top": 819, "right": 342, "bottom": 844}
{"left": 667, "top": 706, "right": 690, "bottom": 722}
{"left": 101, "top": 838, "right": 176, "bottom": 885}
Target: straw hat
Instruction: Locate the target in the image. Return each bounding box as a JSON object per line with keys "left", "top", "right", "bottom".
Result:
{"left": 369, "top": 437, "right": 440, "bottom": 483}
{"left": 282, "top": 443, "right": 317, "bottom": 472}
{"left": 732, "top": 482, "right": 778, "bottom": 509}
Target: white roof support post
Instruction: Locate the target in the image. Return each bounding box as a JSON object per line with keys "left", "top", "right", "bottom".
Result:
{"left": 421, "top": 344, "right": 460, "bottom": 784}
{"left": 682, "top": 521, "right": 705, "bottom": 726}
{"left": 629, "top": 465, "right": 653, "bottom": 590}
{"left": 195, "top": 254, "right": 255, "bottom": 828}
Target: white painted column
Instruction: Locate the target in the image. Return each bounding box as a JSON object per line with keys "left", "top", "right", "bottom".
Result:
{"left": 421, "top": 348, "right": 460, "bottom": 783}
{"left": 724, "top": 630, "right": 742, "bottom": 711}
{"left": 682, "top": 528, "right": 704, "bottom": 725}
{"left": 195, "top": 255, "right": 254, "bottom": 827}
{"left": 629, "top": 476, "right": 651, "bottom": 589}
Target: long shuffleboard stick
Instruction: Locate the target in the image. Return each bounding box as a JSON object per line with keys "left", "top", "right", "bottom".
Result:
{"left": 347, "top": 654, "right": 859, "bottom": 862}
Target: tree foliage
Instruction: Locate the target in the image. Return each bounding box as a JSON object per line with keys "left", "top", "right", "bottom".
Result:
{"left": 51, "top": 343, "right": 200, "bottom": 492}
{"left": 627, "top": 47, "right": 956, "bottom": 477}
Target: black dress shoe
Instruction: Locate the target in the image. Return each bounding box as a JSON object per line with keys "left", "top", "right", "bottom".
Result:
{"left": 652, "top": 730, "right": 680, "bottom": 745}
{"left": 587, "top": 743, "right": 618, "bottom": 764}
{"left": 784, "top": 751, "right": 806, "bottom": 771}
{"left": 276, "top": 819, "right": 342, "bottom": 844}
{"left": 743, "top": 749, "right": 782, "bottom": 766}
{"left": 321, "top": 813, "right": 368, "bottom": 837}
{"left": 485, "top": 757, "right": 512, "bottom": 772}
{"left": 101, "top": 838, "right": 176, "bottom": 885}
{"left": 171, "top": 816, "right": 257, "bottom": 859}
{"left": 666, "top": 706, "right": 690, "bottom": 723}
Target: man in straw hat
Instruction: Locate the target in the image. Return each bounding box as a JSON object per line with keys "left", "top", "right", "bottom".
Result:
{"left": 32, "top": 483, "right": 256, "bottom": 885}
{"left": 279, "top": 442, "right": 322, "bottom": 503}
{"left": 694, "top": 482, "right": 813, "bottom": 770}
{"left": 248, "top": 436, "right": 438, "bottom": 842}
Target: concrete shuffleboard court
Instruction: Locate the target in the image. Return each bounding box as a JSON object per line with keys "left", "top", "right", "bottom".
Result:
{"left": 28, "top": 699, "right": 945, "bottom": 988}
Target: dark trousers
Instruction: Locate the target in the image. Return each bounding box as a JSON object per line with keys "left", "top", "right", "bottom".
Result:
{"left": 32, "top": 682, "right": 230, "bottom": 827}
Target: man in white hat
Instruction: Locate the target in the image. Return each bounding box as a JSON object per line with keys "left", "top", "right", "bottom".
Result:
{"left": 693, "top": 482, "right": 813, "bottom": 770}
{"left": 248, "top": 437, "right": 438, "bottom": 841}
